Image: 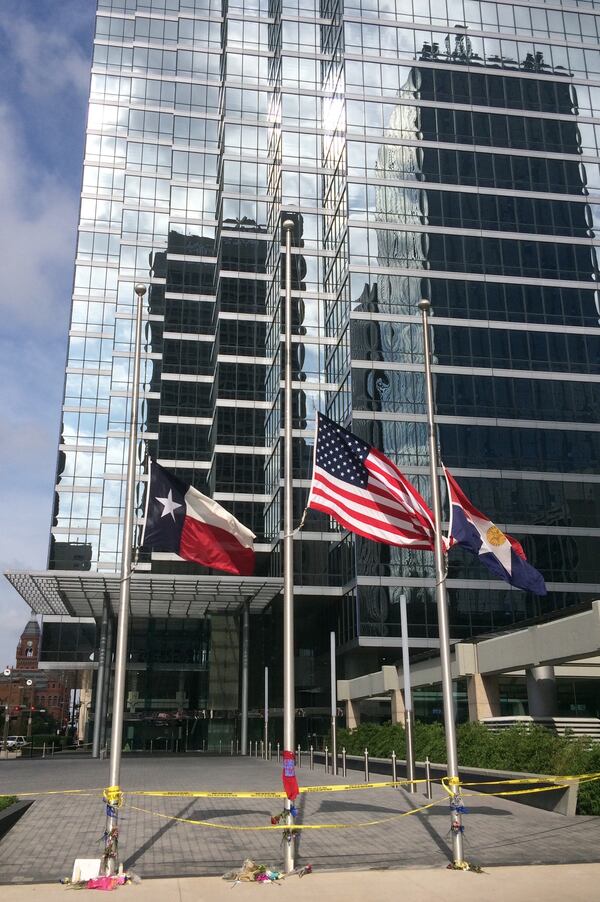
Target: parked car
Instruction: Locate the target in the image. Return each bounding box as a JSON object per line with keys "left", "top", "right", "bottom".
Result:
{"left": 5, "top": 736, "right": 27, "bottom": 749}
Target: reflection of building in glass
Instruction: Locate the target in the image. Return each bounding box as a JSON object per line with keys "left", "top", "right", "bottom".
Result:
{"left": 345, "top": 36, "right": 600, "bottom": 657}
{"left": 6, "top": 1, "right": 600, "bottom": 730}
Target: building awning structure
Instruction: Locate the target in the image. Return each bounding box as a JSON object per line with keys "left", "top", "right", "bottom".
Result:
{"left": 5, "top": 570, "right": 283, "bottom": 619}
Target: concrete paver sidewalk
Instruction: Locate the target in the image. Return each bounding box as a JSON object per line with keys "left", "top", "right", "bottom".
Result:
{"left": 0, "top": 756, "right": 599, "bottom": 885}
{"left": 2, "top": 864, "right": 600, "bottom": 902}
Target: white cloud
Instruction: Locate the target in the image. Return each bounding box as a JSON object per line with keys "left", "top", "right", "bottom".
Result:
{"left": 0, "top": 114, "right": 74, "bottom": 660}
{"left": 0, "top": 15, "right": 90, "bottom": 101}
{"left": 0, "top": 104, "right": 80, "bottom": 332}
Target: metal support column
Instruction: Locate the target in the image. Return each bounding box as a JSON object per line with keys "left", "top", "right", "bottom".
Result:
{"left": 282, "top": 218, "right": 296, "bottom": 873}
{"left": 240, "top": 602, "right": 250, "bottom": 756}
{"left": 418, "top": 298, "right": 464, "bottom": 865}
{"left": 92, "top": 593, "right": 110, "bottom": 759}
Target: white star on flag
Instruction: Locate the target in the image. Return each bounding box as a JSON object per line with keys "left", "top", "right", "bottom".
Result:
{"left": 156, "top": 489, "right": 182, "bottom": 520}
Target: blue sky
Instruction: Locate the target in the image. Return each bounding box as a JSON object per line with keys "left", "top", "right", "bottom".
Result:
{"left": 0, "top": 1, "right": 96, "bottom": 666}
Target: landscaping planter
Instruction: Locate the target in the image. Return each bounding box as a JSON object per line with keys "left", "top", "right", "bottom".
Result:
{"left": 0, "top": 800, "right": 34, "bottom": 841}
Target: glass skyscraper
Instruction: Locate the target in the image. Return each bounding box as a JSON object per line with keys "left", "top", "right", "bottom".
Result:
{"left": 7, "top": 0, "right": 600, "bottom": 742}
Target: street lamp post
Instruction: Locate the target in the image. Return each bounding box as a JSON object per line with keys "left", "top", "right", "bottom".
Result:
{"left": 25, "top": 679, "right": 34, "bottom": 739}
{"left": 2, "top": 669, "right": 12, "bottom": 754}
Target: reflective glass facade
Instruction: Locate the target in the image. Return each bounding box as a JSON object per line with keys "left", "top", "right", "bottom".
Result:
{"left": 48, "top": 0, "right": 600, "bottom": 736}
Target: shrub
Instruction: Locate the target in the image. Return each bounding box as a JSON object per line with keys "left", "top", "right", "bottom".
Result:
{"left": 414, "top": 721, "right": 447, "bottom": 762}
{"left": 338, "top": 721, "right": 600, "bottom": 814}
{"left": 338, "top": 723, "right": 406, "bottom": 758}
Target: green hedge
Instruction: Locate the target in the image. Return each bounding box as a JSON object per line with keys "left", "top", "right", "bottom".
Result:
{"left": 337, "top": 721, "right": 600, "bottom": 815}
{"left": 0, "top": 796, "right": 17, "bottom": 813}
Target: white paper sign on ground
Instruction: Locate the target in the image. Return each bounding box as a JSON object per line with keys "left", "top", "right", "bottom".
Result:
{"left": 71, "top": 858, "right": 102, "bottom": 882}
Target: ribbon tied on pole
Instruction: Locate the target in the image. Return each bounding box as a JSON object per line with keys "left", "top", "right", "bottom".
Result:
{"left": 282, "top": 749, "right": 299, "bottom": 801}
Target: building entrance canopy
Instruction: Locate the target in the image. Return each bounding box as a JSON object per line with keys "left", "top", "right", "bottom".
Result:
{"left": 5, "top": 570, "right": 282, "bottom": 619}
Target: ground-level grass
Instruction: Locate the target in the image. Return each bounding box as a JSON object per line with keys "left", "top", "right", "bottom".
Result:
{"left": 0, "top": 796, "right": 17, "bottom": 813}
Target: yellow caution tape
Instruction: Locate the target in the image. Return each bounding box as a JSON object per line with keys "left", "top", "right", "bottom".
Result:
{"left": 440, "top": 771, "right": 600, "bottom": 798}
{"left": 126, "top": 779, "right": 426, "bottom": 800}
{"left": 2, "top": 782, "right": 418, "bottom": 801}
{"left": 300, "top": 779, "right": 427, "bottom": 794}
{"left": 483, "top": 786, "right": 569, "bottom": 798}
{"left": 454, "top": 772, "right": 600, "bottom": 787}
{"left": 1, "top": 788, "right": 103, "bottom": 798}
{"left": 3, "top": 771, "right": 599, "bottom": 805}
{"left": 127, "top": 796, "right": 445, "bottom": 831}
{"left": 128, "top": 790, "right": 285, "bottom": 799}
{"left": 103, "top": 785, "right": 123, "bottom": 809}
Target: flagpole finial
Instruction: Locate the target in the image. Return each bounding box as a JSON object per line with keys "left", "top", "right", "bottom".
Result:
{"left": 134, "top": 283, "right": 147, "bottom": 297}
{"left": 282, "top": 219, "right": 295, "bottom": 232}
{"left": 418, "top": 298, "right": 431, "bottom": 313}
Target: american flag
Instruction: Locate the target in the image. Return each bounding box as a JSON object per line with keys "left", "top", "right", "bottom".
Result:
{"left": 307, "top": 413, "right": 436, "bottom": 549}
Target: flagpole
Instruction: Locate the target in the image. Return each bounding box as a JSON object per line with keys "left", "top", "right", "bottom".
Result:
{"left": 105, "top": 282, "right": 146, "bottom": 873}
{"left": 399, "top": 593, "right": 416, "bottom": 792}
{"left": 282, "top": 219, "right": 296, "bottom": 872}
{"left": 418, "top": 298, "right": 464, "bottom": 865}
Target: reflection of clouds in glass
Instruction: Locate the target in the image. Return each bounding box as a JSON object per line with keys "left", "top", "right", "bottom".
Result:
{"left": 62, "top": 414, "right": 78, "bottom": 440}
{"left": 303, "top": 390, "right": 324, "bottom": 437}
{"left": 296, "top": 342, "right": 322, "bottom": 379}
{"left": 396, "top": 29, "right": 414, "bottom": 53}
{"left": 347, "top": 72, "right": 432, "bottom": 465}
{"left": 322, "top": 96, "right": 345, "bottom": 131}
{"left": 297, "top": 297, "right": 320, "bottom": 331}
{"left": 589, "top": 204, "right": 600, "bottom": 236}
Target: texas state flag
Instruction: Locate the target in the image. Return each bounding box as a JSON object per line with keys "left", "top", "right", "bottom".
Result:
{"left": 142, "top": 461, "right": 256, "bottom": 576}
{"left": 445, "top": 468, "right": 547, "bottom": 596}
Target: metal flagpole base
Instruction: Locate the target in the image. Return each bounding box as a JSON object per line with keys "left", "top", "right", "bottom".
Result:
{"left": 448, "top": 778, "right": 466, "bottom": 867}
{"left": 404, "top": 709, "right": 416, "bottom": 792}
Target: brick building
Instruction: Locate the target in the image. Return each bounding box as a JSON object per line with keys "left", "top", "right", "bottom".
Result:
{"left": 1, "top": 618, "right": 72, "bottom": 734}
